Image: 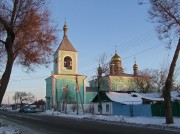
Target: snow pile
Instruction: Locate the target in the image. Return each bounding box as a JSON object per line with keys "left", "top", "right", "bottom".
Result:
{"left": 140, "top": 90, "right": 180, "bottom": 101}
{"left": 0, "top": 120, "right": 22, "bottom": 134}
{"left": 85, "top": 115, "right": 127, "bottom": 123}
{"left": 125, "top": 117, "right": 180, "bottom": 130}
{"left": 85, "top": 115, "right": 180, "bottom": 130}
{"left": 44, "top": 110, "right": 89, "bottom": 119}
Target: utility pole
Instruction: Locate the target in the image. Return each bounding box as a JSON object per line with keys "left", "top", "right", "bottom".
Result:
{"left": 75, "top": 74, "right": 84, "bottom": 114}
{"left": 55, "top": 88, "right": 58, "bottom": 111}
{"left": 75, "top": 75, "right": 79, "bottom": 115}
{"left": 8, "top": 96, "right": 9, "bottom": 105}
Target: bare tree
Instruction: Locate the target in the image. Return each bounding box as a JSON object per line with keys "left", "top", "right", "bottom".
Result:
{"left": 151, "top": 67, "right": 180, "bottom": 92}
{"left": 148, "top": 0, "right": 180, "bottom": 124}
{"left": 132, "top": 69, "right": 153, "bottom": 93}
{"left": 59, "top": 85, "right": 74, "bottom": 113}
{"left": 151, "top": 68, "right": 168, "bottom": 92}
{"left": 91, "top": 53, "right": 110, "bottom": 114}
{"left": 97, "top": 53, "right": 110, "bottom": 76}
{"left": 131, "top": 67, "right": 180, "bottom": 93}
{"left": 0, "top": 0, "right": 57, "bottom": 105}
{"left": 173, "top": 83, "right": 180, "bottom": 90}
{"left": 12, "top": 91, "right": 35, "bottom": 108}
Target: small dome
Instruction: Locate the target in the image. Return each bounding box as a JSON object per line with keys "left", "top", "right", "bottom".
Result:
{"left": 133, "top": 63, "right": 138, "bottom": 68}
{"left": 112, "top": 53, "right": 121, "bottom": 62}
{"left": 97, "top": 65, "right": 102, "bottom": 72}
{"left": 97, "top": 64, "right": 103, "bottom": 76}
{"left": 63, "top": 24, "right": 68, "bottom": 31}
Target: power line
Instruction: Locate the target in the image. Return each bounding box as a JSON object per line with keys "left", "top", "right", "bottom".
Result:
{"left": 9, "top": 41, "right": 165, "bottom": 82}
{"left": 8, "top": 30, "right": 166, "bottom": 82}
{"left": 78, "top": 30, "right": 156, "bottom": 68}
{"left": 79, "top": 42, "right": 165, "bottom": 74}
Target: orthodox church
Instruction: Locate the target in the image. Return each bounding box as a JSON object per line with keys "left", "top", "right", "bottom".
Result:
{"left": 87, "top": 51, "right": 139, "bottom": 103}
{"left": 45, "top": 24, "right": 140, "bottom": 110}
{"left": 88, "top": 51, "right": 139, "bottom": 92}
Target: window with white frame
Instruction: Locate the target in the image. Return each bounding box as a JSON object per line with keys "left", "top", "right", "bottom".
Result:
{"left": 106, "top": 104, "right": 109, "bottom": 112}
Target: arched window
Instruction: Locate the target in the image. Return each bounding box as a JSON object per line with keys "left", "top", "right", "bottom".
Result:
{"left": 64, "top": 56, "right": 72, "bottom": 70}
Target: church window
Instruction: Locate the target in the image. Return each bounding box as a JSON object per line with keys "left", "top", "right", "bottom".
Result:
{"left": 116, "top": 85, "right": 120, "bottom": 91}
{"left": 64, "top": 56, "right": 72, "bottom": 70}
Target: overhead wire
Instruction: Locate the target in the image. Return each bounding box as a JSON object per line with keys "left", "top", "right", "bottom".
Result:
{"left": 78, "top": 29, "right": 156, "bottom": 69}
{"left": 9, "top": 29, "right": 167, "bottom": 82}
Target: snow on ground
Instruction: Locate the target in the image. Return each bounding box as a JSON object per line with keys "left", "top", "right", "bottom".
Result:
{"left": 0, "top": 117, "right": 37, "bottom": 134}
{"left": 0, "top": 110, "right": 180, "bottom": 133}
{"left": 42, "top": 110, "right": 180, "bottom": 131}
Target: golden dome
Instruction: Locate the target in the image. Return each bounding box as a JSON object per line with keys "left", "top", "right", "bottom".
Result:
{"left": 97, "top": 64, "right": 103, "bottom": 76}
{"left": 97, "top": 66, "right": 102, "bottom": 72}
{"left": 112, "top": 53, "right": 121, "bottom": 62}
{"left": 63, "top": 24, "right": 68, "bottom": 31}
{"left": 133, "top": 63, "right": 138, "bottom": 68}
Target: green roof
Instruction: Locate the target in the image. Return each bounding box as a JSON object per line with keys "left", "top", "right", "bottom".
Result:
{"left": 91, "top": 92, "right": 111, "bottom": 102}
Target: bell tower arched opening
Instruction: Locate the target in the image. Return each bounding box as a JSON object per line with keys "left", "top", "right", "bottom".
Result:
{"left": 64, "top": 56, "right": 72, "bottom": 70}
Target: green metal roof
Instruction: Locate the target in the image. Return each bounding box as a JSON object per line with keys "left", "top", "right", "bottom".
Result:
{"left": 91, "top": 92, "right": 111, "bottom": 102}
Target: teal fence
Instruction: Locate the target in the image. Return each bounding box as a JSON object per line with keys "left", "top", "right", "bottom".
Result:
{"left": 151, "top": 102, "right": 180, "bottom": 117}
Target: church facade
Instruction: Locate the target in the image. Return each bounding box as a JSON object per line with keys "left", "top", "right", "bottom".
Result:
{"left": 45, "top": 24, "right": 86, "bottom": 110}
{"left": 89, "top": 52, "right": 139, "bottom": 92}
{"left": 87, "top": 51, "right": 140, "bottom": 102}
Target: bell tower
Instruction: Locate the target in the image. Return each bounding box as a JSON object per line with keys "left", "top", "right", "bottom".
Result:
{"left": 46, "top": 23, "right": 87, "bottom": 110}
{"left": 53, "top": 23, "right": 78, "bottom": 75}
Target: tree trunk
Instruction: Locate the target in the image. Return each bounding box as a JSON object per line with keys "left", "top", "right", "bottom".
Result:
{"left": 163, "top": 38, "right": 180, "bottom": 124}
{"left": 97, "top": 77, "right": 102, "bottom": 115}
{"left": 0, "top": 59, "right": 13, "bottom": 105}
{"left": 0, "top": 32, "right": 15, "bottom": 105}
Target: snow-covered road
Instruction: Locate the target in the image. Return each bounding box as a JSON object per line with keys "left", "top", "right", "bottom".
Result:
{"left": 0, "top": 110, "right": 180, "bottom": 134}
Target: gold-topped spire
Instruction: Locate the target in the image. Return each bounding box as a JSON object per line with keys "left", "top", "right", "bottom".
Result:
{"left": 115, "top": 45, "right": 117, "bottom": 54}
{"left": 56, "top": 23, "right": 77, "bottom": 52}
{"left": 97, "top": 64, "right": 103, "bottom": 77}
{"left": 133, "top": 57, "right": 138, "bottom": 76}
{"left": 133, "top": 57, "right": 138, "bottom": 68}
{"left": 63, "top": 20, "right": 68, "bottom": 36}
{"left": 134, "top": 57, "right": 136, "bottom": 64}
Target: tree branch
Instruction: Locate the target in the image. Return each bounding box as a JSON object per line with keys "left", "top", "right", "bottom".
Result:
{"left": 10, "top": 0, "right": 18, "bottom": 26}
{"left": 0, "top": 15, "right": 15, "bottom": 38}
{"left": 0, "top": 40, "right": 5, "bottom": 44}
{"left": 158, "top": 1, "right": 180, "bottom": 25}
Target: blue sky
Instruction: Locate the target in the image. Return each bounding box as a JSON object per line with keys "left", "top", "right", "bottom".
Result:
{"left": 3, "top": 0, "right": 179, "bottom": 104}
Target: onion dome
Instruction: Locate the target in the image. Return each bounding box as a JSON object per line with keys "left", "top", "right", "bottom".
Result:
{"left": 133, "top": 63, "right": 138, "bottom": 69}
{"left": 133, "top": 57, "right": 138, "bottom": 69}
{"left": 133, "top": 59, "right": 138, "bottom": 76}
{"left": 111, "top": 53, "right": 121, "bottom": 62}
{"left": 97, "top": 65, "right": 102, "bottom": 73}
{"left": 97, "top": 64, "right": 103, "bottom": 76}
{"left": 63, "top": 24, "right": 68, "bottom": 36}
